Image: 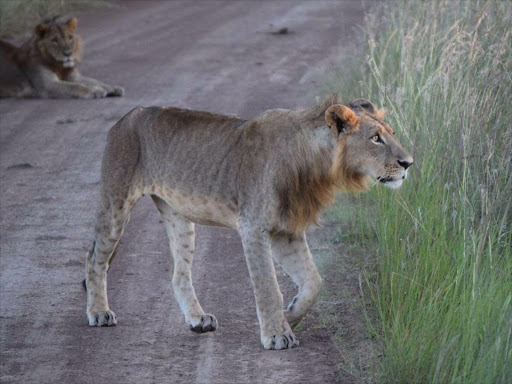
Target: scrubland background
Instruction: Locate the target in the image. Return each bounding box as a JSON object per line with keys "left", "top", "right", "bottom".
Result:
{"left": 1, "top": 0, "right": 510, "bottom": 382}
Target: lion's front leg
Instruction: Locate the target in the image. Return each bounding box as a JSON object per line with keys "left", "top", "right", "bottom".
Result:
{"left": 24, "top": 66, "right": 106, "bottom": 98}
{"left": 70, "top": 71, "right": 124, "bottom": 97}
{"left": 238, "top": 221, "right": 299, "bottom": 350}
{"left": 151, "top": 196, "right": 217, "bottom": 333}
{"left": 271, "top": 232, "right": 322, "bottom": 329}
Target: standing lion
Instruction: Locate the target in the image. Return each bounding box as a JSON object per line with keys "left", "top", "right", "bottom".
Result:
{"left": 0, "top": 15, "right": 124, "bottom": 99}
{"left": 84, "top": 96, "right": 413, "bottom": 350}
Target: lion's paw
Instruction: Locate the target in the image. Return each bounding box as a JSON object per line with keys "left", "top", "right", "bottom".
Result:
{"left": 87, "top": 309, "right": 117, "bottom": 327}
{"left": 262, "top": 331, "right": 299, "bottom": 350}
{"left": 85, "top": 86, "right": 107, "bottom": 99}
{"left": 106, "top": 86, "right": 124, "bottom": 97}
{"left": 188, "top": 314, "right": 217, "bottom": 333}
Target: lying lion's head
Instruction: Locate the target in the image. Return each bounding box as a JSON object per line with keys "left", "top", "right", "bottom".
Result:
{"left": 325, "top": 98, "right": 413, "bottom": 190}
{"left": 34, "top": 15, "right": 82, "bottom": 69}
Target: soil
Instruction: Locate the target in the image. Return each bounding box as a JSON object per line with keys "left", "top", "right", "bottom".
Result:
{"left": 0, "top": 2, "right": 367, "bottom": 383}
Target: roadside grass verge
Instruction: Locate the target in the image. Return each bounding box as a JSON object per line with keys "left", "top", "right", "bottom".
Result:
{"left": 311, "top": 195, "right": 381, "bottom": 382}
{"left": 325, "top": 1, "right": 512, "bottom": 382}
{"left": 0, "top": 0, "right": 111, "bottom": 37}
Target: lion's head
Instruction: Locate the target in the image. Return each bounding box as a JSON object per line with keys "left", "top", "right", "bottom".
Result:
{"left": 276, "top": 96, "right": 413, "bottom": 234}
{"left": 34, "top": 15, "right": 82, "bottom": 69}
{"left": 325, "top": 98, "right": 413, "bottom": 190}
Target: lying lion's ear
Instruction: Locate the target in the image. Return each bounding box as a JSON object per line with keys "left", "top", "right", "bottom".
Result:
{"left": 325, "top": 105, "right": 360, "bottom": 136}
{"left": 67, "top": 16, "right": 78, "bottom": 32}
{"left": 35, "top": 23, "right": 50, "bottom": 38}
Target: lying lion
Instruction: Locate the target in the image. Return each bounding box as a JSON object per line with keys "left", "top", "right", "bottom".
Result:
{"left": 0, "top": 15, "right": 123, "bottom": 99}
{"left": 84, "top": 96, "right": 413, "bottom": 350}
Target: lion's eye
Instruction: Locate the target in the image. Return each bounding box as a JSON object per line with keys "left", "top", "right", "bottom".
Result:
{"left": 372, "top": 135, "right": 381, "bottom": 143}
{"left": 52, "top": 38, "right": 58, "bottom": 45}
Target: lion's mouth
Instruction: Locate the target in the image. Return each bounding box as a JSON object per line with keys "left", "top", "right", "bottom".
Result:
{"left": 62, "top": 58, "right": 75, "bottom": 68}
{"left": 377, "top": 174, "right": 405, "bottom": 189}
{"left": 377, "top": 169, "right": 408, "bottom": 184}
{"left": 380, "top": 178, "right": 403, "bottom": 189}
{"left": 378, "top": 176, "right": 394, "bottom": 184}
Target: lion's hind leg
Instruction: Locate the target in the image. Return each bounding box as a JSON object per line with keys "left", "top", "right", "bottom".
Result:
{"left": 86, "top": 191, "right": 140, "bottom": 326}
{"left": 271, "top": 232, "right": 323, "bottom": 329}
{"left": 152, "top": 195, "right": 217, "bottom": 333}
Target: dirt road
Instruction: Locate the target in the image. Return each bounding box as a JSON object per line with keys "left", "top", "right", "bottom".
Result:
{"left": 0, "top": 2, "right": 365, "bottom": 383}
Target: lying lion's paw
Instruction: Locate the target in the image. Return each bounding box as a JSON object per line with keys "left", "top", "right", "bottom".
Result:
{"left": 188, "top": 314, "right": 217, "bottom": 333}
{"left": 262, "top": 331, "right": 299, "bottom": 350}
{"left": 107, "top": 86, "right": 124, "bottom": 97}
{"left": 89, "top": 87, "right": 108, "bottom": 99}
{"left": 87, "top": 309, "right": 117, "bottom": 327}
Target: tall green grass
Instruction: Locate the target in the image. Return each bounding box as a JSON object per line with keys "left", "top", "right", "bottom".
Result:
{"left": 330, "top": 1, "right": 512, "bottom": 382}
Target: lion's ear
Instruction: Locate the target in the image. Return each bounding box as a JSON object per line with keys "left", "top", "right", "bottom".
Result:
{"left": 35, "top": 23, "right": 50, "bottom": 38}
{"left": 349, "top": 98, "right": 376, "bottom": 114}
{"left": 325, "top": 105, "right": 360, "bottom": 136}
{"left": 66, "top": 16, "right": 78, "bottom": 32}
{"left": 349, "top": 98, "right": 386, "bottom": 119}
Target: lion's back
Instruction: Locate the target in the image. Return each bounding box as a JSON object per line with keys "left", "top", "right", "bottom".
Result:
{"left": 104, "top": 106, "right": 247, "bottom": 199}
{"left": 0, "top": 42, "right": 34, "bottom": 98}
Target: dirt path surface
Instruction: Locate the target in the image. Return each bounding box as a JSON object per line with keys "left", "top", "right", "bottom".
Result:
{"left": 0, "top": 2, "right": 365, "bottom": 383}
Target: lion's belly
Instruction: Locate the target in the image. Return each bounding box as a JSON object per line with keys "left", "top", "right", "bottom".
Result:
{"left": 153, "top": 186, "right": 239, "bottom": 229}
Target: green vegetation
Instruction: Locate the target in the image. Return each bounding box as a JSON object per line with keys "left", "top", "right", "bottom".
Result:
{"left": 0, "top": 0, "right": 110, "bottom": 37}
{"left": 327, "top": 1, "right": 512, "bottom": 382}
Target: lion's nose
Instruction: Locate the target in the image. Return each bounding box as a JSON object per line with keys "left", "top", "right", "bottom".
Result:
{"left": 64, "top": 49, "right": 73, "bottom": 57}
{"left": 398, "top": 159, "right": 413, "bottom": 170}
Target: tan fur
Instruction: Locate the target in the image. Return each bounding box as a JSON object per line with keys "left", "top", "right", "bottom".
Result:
{"left": 325, "top": 104, "right": 361, "bottom": 132}
{"left": 335, "top": 139, "right": 373, "bottom": 192}
{"left": 375, "top": 108, "right": 386, "bottom": 120}
{"left": 0, "top": 15, "right": 124, "bottom": 99}
{"left": 84, "top": 97, "right": 413, "bottom": 350}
